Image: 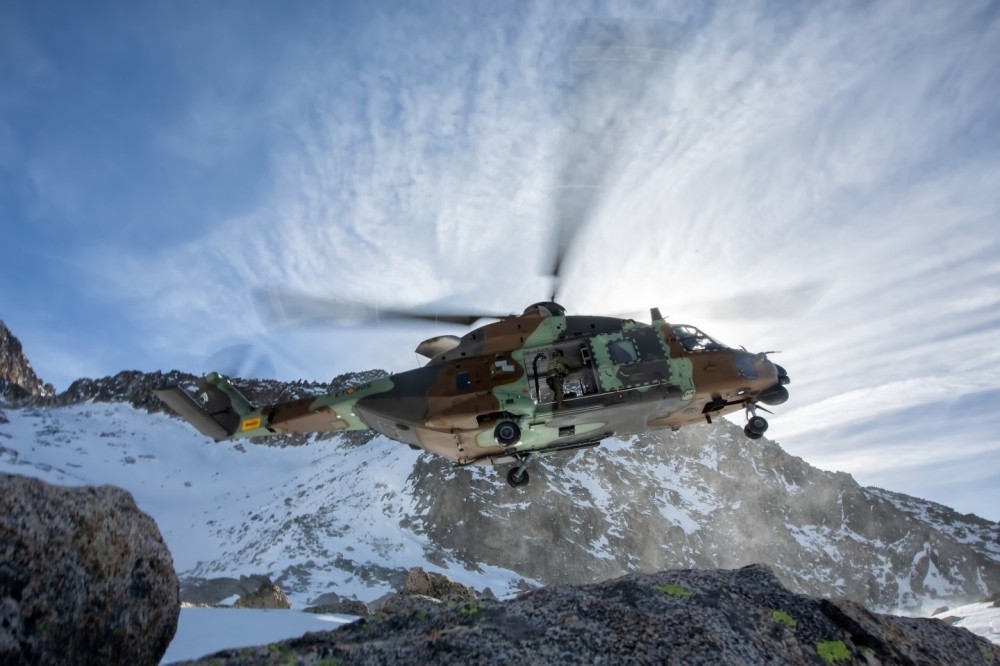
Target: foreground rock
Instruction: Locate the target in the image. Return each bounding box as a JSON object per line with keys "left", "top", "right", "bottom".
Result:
{"left": 176, "top": 564, "right": 998, "bottom": 665}
{"left": 0, "top": 473, "right": 179, "bottom": 665}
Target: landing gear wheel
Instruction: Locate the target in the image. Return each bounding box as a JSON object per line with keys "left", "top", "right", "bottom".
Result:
{"left": 507, "top": 467, "right": 530, "bottom": 487}
{"left": 744, "top": 425, "right": 764, "bottom": 439}
{"left": 746, "top": 415, "right": 768, "bottom": 435}
{"left": 494, "top": 420, "right": 521, "bottom": 446}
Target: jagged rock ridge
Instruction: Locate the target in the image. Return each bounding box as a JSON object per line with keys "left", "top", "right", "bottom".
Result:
{"left": 0, "top": 320, "right": 54, "bottom": 401}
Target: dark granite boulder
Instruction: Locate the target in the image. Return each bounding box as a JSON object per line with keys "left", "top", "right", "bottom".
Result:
{"left": 0, "top": 473, "right": 179, "bottom": 665}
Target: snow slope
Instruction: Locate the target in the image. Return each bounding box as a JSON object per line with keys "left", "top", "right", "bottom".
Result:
{"left": 0, "top": 402, "right": 527, "bottom": 604}
{"left": 946, "top": 602, "right": 1000, "bottom": 646}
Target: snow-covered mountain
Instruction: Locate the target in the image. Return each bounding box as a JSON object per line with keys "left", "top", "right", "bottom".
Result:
{"left": 0, "top": 323, "right": 997, "bottom": 615}
{"left": 1, "top": 371, "right": 996, "bottom": 614}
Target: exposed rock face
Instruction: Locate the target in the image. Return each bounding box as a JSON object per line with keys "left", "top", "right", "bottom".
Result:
{"left": 181, "top": 564, "right": 1000, "bottom": 665}
{"left": 400, "top": 426, "right": 1000, "bottom": 611}
{"left": 375, "top": 593, "right": 444, "bottom": 618}
{"left": 402, "top": 566, "right": 477, "bottom": 602}
{"left": 233, "top": 581, "right": 292, "bottom": 609}
{"left": 367, "top": 567, "right": 481, "bottom": 617}
{"left": 179, "top": 574, "right": 274, "bottom": 606}
{"left": 0, "top": 473, "right": 179, "bottom": 665}
{"left": 0, "top": 321, "right": 53, "bottom": 401}
{"left": 304, "top": 599, "right": 371, "bottom": 616}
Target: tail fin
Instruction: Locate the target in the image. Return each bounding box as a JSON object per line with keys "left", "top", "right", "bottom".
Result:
{"left": 154, "top": 373, "right": 268, "bottom": 441}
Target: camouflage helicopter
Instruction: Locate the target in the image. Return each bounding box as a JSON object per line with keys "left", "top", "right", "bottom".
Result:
{"left": 155, "top": 20, "right": 793, "bottom": 486}
{"left": 155, "top": 299, "right": 790, "bottom": 487}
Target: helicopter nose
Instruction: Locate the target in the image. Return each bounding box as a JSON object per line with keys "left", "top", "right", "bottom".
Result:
{"left": 758, "top": 361, "right": 790, "bottom": 405}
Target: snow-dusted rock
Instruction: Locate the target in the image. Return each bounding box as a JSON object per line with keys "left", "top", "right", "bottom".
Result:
{"left": 364, "top": 567, "right": 480, "bottom": 616}
{"left": 178, "top": 564, "right": 1000, "bottom": 665}
{"left": 0, "top": 473, "right": 178, "bottom": 665}
{"left": 402, "top": 566, "right": 477, "bottom": 602}
{"left": 304, "top": 599, "right": 371, "bottom": 616}
{"left": 233, "top": 581, "right": 291, "bottom": 609}
{"left": 374, "top": 593, "right": 443, "bottom": 617}
{"left": 180, "top": 574, "right": 273, "bottom": 606}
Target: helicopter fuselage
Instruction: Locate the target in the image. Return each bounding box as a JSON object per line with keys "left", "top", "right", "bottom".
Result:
{"left": 230, "top": 308, "right": 786, "bottom": 466}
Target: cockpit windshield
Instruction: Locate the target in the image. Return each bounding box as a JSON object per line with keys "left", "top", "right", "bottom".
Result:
{"left": 673, "top": 325, "right": 728, "bottom": 352}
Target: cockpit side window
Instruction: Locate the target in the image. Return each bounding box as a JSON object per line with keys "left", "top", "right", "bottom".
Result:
{"left": 674, "top": 325, "right": 727, "bottom": 352}
{"left": 607, "top": 339, "right": 638, "bottom": 364}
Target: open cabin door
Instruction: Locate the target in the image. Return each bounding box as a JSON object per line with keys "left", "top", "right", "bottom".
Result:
{"left": 525, "top": 326, "right": 673, "bottom": 407}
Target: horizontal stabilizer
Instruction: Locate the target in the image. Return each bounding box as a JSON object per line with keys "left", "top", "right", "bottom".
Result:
{"left": 154, "top": 385, "right": 235, "bottom": 441}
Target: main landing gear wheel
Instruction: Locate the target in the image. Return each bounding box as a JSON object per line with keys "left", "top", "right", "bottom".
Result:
{"left": 507, "top": 467, "right": 530, "bottom": 487}
{"left": 744, "top": 424, "right": 764, "bottom": 440}
{"left": 494, "top": 420, "right": 521, "bottom": 446}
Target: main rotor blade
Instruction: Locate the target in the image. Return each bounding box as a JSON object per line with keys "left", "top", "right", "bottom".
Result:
{"left": 683, "top": 281, "right": 830, "bottom": 321}
{"left": 254, "top": 288, "right": 506, "bottom": 328}
{"left": 607, "top": 281, "right": 830, "bottom": 323}
{"left": 548, "top": 19, "right": 681, "bottom": 301}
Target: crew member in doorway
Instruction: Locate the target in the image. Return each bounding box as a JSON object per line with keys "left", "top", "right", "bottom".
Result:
{"left": 546, "top": 349, "right": 575, "bottom": 409}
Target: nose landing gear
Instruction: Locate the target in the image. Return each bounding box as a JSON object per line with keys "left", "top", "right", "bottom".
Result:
{"left": 506, "top": 452, "right": 537, "bottom": 488}
{"left": 743, "top": 403, "right": 769, "bottom": 440}
{"left": 507, "top": 466, "right": 530, "bottom": 487}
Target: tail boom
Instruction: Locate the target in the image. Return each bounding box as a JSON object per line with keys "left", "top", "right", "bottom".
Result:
{"left": 155, "top": 372, "right": 379, "bottom": 441}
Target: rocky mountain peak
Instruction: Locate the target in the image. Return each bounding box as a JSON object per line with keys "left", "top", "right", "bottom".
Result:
{"left": 0, "top": 320, "right": 54, "bottom": 402}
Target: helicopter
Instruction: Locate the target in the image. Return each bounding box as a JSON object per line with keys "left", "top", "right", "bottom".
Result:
{"left": 155, "top": 20, "right": 793, "bottom": 487}
{"left": 154, "top": 299, "right": 790, "bottom": 487}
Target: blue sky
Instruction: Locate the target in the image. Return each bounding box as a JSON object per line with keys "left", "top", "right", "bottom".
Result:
{"left": 2, "top": 0, "right": 999, "bottom": 520}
